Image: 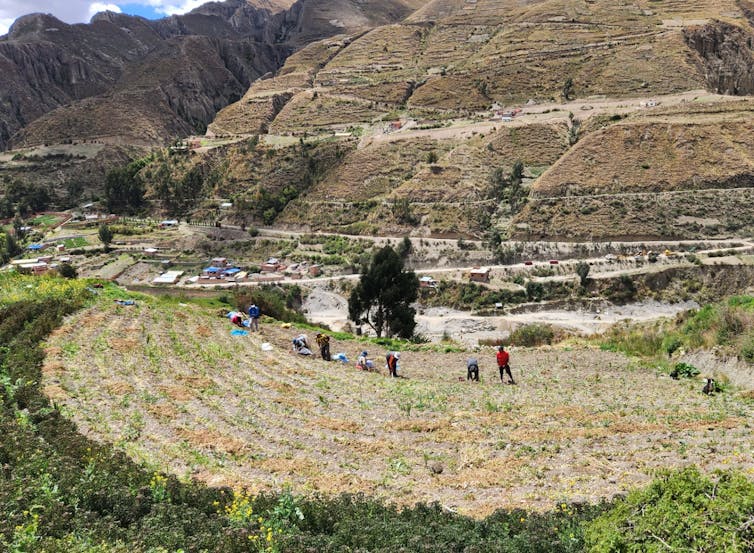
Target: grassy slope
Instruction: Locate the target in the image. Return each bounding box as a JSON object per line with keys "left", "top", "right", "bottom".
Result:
{"left": 44, "top": 295, "right": 754, "bottom": 518}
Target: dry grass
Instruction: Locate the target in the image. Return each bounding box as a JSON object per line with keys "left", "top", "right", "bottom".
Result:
{"left": 43, "top": 298, "right": 754, "bottom": 516}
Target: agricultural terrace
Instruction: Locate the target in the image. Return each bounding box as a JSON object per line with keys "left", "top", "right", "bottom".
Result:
{"left": 43, "top": 295, "right": 754, "bottom": 517}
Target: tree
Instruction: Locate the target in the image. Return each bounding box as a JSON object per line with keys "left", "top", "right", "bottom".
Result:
{"left": 562, "top": 78, "right": 574, "bottom": 101}
{"left": 98, "top": 224, "right": 114, "bottom": 251}
{"left": 426, "top": 150, "right": 438, "bottom": 164}
{"left": 575, "top": 261, "right": 590, "bottom": 287}
{"left": 348, "top": 246, "right": 419, "bottom": 338}
{"left": 57, "top": 262, "right": 78, "bottom": 279}
{"left": 104, "top": 157, "right": 148, "bottom": 214}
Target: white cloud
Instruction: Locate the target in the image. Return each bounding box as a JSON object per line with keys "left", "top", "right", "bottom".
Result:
{"left": 0, "top": 17, "right": 15, "bottom": 35}
{"left": 87, "top": 2, "right": 121, "bottom": 18}
{"left": 0, "top": 0, "right": 205, "bottom": 35}
{"left": 147, "top": 0, "right": 206, "bottom": 16}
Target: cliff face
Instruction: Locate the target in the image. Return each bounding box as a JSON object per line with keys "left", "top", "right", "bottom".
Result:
{"left": 0, "top": 0, "right": 422, "bottom": 150}
{"left": 685, "top": 21, "right": 754, "bottom": 95}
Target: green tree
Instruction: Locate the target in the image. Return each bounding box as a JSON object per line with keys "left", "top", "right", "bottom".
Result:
{"left": 575, "top": 261, "right": 590, "bottom": 287}
{"left": 98, "top": 224, "right": 114, "bottom": 251}
{"left": 426, "top": 150, "right": 438, "bottom": 164}
{"left": 104, "top": 157, "right": 148, "bottom": 214}
{"left": 57, "top": 262, "right": 78, "bottom": 279}
{"left": 348, "top": 246, "right": 419, "bottom": 338}
{"left": 0, "top": 232, "right": 21, "bottom": 263}
{"left": 562, "top": 77, "right": 574, "bottom": 101}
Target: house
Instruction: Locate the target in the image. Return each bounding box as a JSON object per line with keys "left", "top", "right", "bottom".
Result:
{"left": 222, "top": 267, "right": 241, "bottom": 278}
{"left": 469, "top": 267, "right": 491, "bottom": 283}
{"left": 261, "top": 257, "right": 281, "bottom": 272}
{"left": 153, "top": 270, "right": 184, "bottom": 285}
{"left": 144, "top": 247, "right": 158, "bottom": 257}
{"left": 419, "top": 276, "right": 438, "bottom": 288}
{"left": 211, "top": 257, "right": 229, "bottom": 267}
{"left": 159, "top": 220, "right": 179, "bottom": 228}
{"left": 55, "top": 244, "right": 66, "bottom": 252}
{"left": 17, "top": 262, "right": 50, "bottom": 275}
{"left": 202, "top": 266, "right": 223, "bottom": 277}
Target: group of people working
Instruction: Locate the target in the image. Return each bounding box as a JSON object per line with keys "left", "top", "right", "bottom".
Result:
{"left": 466, "top": 345, "right": 516, "bottom": 384}
{"left": 294, "top": 331, "right": 515, "bottom": 384}
{"left": 228, "top": 303, "right": 261, "bottom": 331}
{"left": 227, "top": 304, "right": 515, "bottom": 383}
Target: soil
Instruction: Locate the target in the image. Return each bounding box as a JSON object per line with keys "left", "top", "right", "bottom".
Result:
{"left": 43, "top": 298, "right": 754, "bottom": 517}
{"left": 303, "top": 284, "right": 698, "bottom": 344}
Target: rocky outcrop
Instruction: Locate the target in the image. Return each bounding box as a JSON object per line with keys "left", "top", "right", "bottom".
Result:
{"left": 684, "top": 21, "right": 754, "bottom": 95}
{"left": 0, "top": 0, "right": 423, "bottom": 150}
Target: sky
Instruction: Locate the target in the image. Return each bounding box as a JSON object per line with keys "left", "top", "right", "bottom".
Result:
{"left": 0, "top": 0, "right": 209, "bottom": 35}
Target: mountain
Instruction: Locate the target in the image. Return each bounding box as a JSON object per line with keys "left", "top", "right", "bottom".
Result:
{"left": 195, "top": 0, "right": 754, "bottom": 240}
{"left": 0, "top": 0, "right": 425, "bottom": 151}
{"left": 6, "top": 0, "right": 754, "bottom": 241}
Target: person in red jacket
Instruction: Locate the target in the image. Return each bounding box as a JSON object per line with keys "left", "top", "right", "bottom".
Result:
{"left": 496, "top": 345, "right": 516, "bottom": 384}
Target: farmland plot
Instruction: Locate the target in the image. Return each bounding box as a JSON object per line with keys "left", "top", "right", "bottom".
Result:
{"left": 44, "top": 299, "right": 754, "bottom": 516}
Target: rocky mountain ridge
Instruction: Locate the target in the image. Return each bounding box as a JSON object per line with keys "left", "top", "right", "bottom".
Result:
{"left": 0, "top": 0, "right": 424, "bottom": 150}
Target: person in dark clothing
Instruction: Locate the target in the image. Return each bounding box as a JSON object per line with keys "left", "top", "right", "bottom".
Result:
{"left": 466, "top": 357, "right": 480, "bottom": 381}
{"left": 496, "top": 345, "right": 516, "bottom": 384}
{"left": 247, "top": 303, "right": 260, "bottom": 332}
{"left": 386, "top": 351, "right": 400, "bottom": 377}
{"left": 316, "top": 333, "right": 331, "bottom": 361}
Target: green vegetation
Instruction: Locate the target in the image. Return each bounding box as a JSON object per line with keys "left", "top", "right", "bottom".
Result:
{"left": 0, "top": 178, "right": 51, "bottom": 218}
{"left": 585, "top": 467, "right": 754, "bottom": 552}
{"left": 508, "top": 323, "right": 556, "bottom": 347}
{"left": 575, "top": 262, "right": 590, "bottom": 287}
{"left": 29, "top": 214, "right": 62, "bottom": 227}
{"left": 600, "top": 295, "right": 754, "bottom": 365}
{"left": 234, "top": 285, "right": 307, "bottom": 324}
{"left": 3, "top": 274, "right": 754, "bottom": 551}
{"left": 349, "top": 245, "right": 419, "bottom": 338}
{"left": 98, "top": 224, "right": 113, "bottom": 251}
{"left": 62, "top": 236, "right": 88, "bottom": 248}
{"left": 0, "top": 231, "right": 21, "bottom": 264}
{"left": 104, "top": 157, "right": 149, "bottom": 214}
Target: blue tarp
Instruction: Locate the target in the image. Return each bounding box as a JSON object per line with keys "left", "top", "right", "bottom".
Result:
{"left": 231, "top": 329, "right": 248, "bottom": 336}
{"left": 223, "top": 267, "right": 241, "bottom": 275}
{"left": 203, "top": 266, "right": 221, "bottom": 273}
{"left": 27, "top": 244, "right": 43, "bottom": 250}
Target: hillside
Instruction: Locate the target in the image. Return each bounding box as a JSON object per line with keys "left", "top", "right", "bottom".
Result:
{"left": 42, "top": 294, "right": 754, "bottom": 517}
{"left": 191, "top": 0, "right": 754, "bottom": 239}
{"left": 514, "top": 99, "right": 754, "bottom": 240}
{"left": 0, "top": 0, "right": 426, "bottom": 151}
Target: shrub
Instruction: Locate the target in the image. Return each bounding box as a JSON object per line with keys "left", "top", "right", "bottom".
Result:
{"left": 585, "top": 467, "right": 754, "bottom": 552}
{"left": 669, "top": 362, "right": 700, "bottom": 379}
{"left": 56, "top": 263, "right": 78, "bottom": 279}
{"left": 508, "top": 323, "right": 555, "bottom": 347}
{"left": 234, "top": 285, "right": 306, "bottom": 324}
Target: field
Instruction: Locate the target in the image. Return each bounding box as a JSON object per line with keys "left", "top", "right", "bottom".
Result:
{"left": 43, "top": 296, "right": 754, "bottom": 518}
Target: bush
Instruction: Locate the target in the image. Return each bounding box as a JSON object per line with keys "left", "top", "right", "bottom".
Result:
{"left": 508, "top": 323, "right": 555, "bottom": 347}
{"left": 669, "top": 362, "right": 700, "bottom": 379}
{"left": 234, "top": 285, "right": 306, "bottom": 324}
{"left": 585, "top": 467, "right": 754, "bottom": 552}
{"left": 56, "top": 263, "right": 78, "bottom": 279}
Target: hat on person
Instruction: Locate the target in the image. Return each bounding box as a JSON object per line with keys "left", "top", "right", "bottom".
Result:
{"left": 394, "top": 352, "right": 401, "bottom": 359}
{"left": 361, "top": 351, "right": 368, "bottom": 356}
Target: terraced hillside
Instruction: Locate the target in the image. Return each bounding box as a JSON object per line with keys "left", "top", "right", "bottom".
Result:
{"left": 514, "top": 99, "right": 754, "bottom": 240}
{"left": 220, "top": 0, "right": 753, "bottom": 135}
{"left": 196, "top": 0, "right": 754, "bottom": 239}
{"left": 43, "top": 296, "right": 754, "bottom": 517}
